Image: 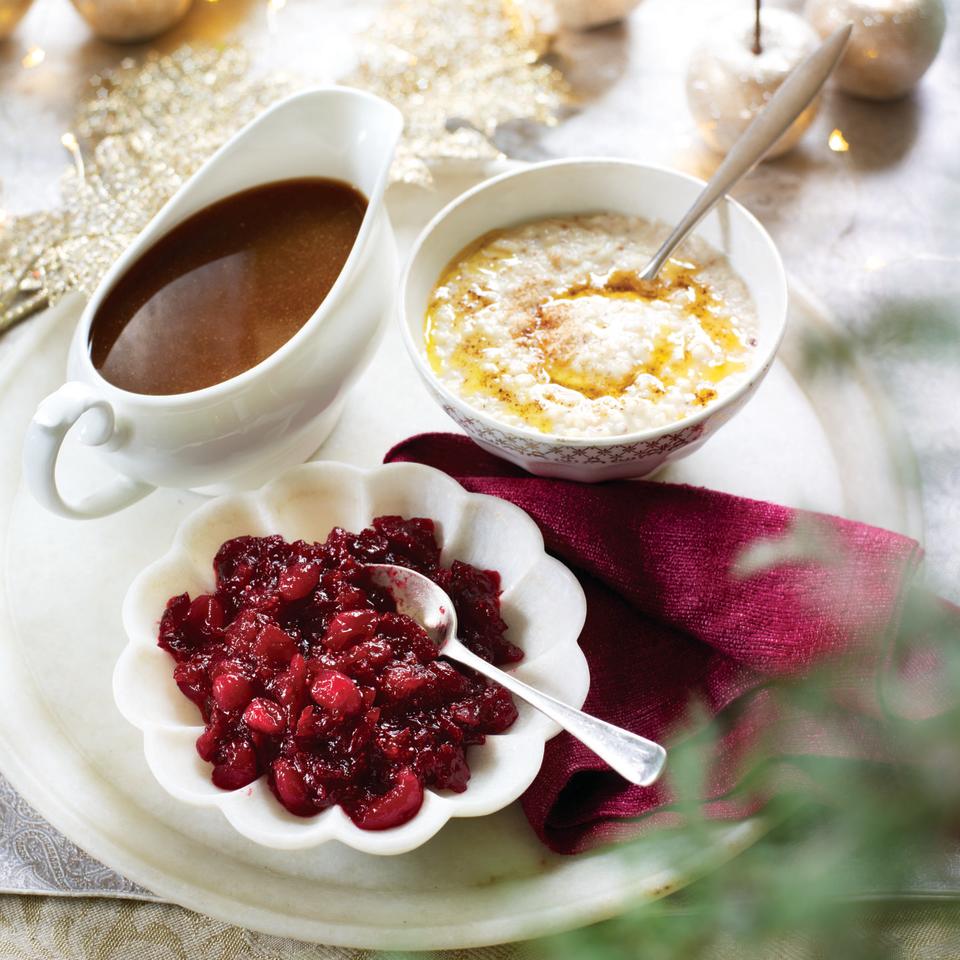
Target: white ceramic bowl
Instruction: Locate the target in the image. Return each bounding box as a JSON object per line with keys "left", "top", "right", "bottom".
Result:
{"left": 400, "top": 159, "right": 789, "bottom": 482}
{"left": 114, "top": 461, "right": 589, "bottom": 855}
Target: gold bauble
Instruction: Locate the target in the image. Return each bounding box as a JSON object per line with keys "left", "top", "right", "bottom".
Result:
{"left": 0, "top": 0, "right": 33, "bottom": 39}
{"left": 686, "top": 8, "right": 822, "bottom": 159}
{"left": 69, "top": 0, "right": 192, "bottom": 42}
{"left": 551, "top": 0, "right": 642, "bottom": 30}
{"left": 806, "top": 0, "right": 947, "bottom": 100}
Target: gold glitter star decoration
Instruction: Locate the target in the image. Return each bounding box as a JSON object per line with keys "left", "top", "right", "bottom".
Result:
{"left": 0, "top": 46, "right": 291, "bottom": 332}
{"left": 0, "top": 0, "right": 570, "bottom": 333}
{"left": 347, "top": 0, "right": 567, "bottom": 184}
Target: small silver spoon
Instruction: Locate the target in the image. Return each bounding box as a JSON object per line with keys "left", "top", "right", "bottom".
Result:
{"left": 638, "top": 22, "right": 852, "bottom": 284}
{"left": 367, "top": 563, "right": 667, "bottom": 787}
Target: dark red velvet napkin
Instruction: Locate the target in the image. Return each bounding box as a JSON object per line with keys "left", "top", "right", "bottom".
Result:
{"left": 384, "top": 433, "right": 949, "bottom": 854}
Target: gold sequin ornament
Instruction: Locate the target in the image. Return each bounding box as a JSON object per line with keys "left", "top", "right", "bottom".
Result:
{"left": 0, "top": 0, "right": 33, "bottom": 39}
{"left": 69, "top": 0, "right": 192, "bottom": 42}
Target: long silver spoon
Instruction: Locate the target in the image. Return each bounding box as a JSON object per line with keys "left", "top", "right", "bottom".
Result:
{"left": 368, "top": 563, "right": 667, "bottom": 787}
{"left": 638, "top": 22, "right": 852, "bottom": 284}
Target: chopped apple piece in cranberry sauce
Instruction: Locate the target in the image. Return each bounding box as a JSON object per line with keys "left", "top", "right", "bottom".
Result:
{"left": 157, "top": 516, "right": 521, "bottom": 830}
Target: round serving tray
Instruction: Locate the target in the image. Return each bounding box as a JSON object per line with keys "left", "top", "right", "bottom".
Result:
{"left": 0, "top": 163, "right": 921, "bottom": 949}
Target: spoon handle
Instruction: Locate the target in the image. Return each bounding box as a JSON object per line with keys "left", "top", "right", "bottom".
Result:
{"left": 447, "top": 642, "right": 667, "bottom": 787}
{"left": 640, "top": 22, "right": 852, "bottom": 282}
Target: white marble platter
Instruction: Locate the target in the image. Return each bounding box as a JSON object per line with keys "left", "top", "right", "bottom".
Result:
{"left": 0, "top": 164, "right": 920, "bottom": 949}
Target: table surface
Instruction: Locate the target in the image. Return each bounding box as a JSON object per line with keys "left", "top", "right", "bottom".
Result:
{"left": 1, "top": 0, "right": 958, "bottom": 954}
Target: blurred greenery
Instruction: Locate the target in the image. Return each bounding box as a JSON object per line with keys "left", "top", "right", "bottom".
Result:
{"left": 800, "top": 298, "right": 960, "bottom": 377}
{"left": 383, "top": 319, "right": 960, "bottom": 960}
{"left": 376, "top": 577, "right": 960, "bottom": 959}
{"left": 533, "top": 584, "right": 960, "bottom": 960}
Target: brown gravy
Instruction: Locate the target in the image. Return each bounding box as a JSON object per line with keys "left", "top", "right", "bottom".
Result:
{"left": 89, "top": 177, "right": 367, "bottom": 395}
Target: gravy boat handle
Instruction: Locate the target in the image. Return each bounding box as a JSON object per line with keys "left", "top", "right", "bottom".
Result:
{"left": 24, "top": 382, "right": 155, "bottom": 519}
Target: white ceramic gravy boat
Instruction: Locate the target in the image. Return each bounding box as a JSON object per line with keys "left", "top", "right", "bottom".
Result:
{"left": 23, "top": 88, "right": 402, "bottom": 519}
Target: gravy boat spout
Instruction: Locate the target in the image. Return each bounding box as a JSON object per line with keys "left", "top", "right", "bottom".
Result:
{"left": 24, "top": 88, "right": 403, "bottom": 519}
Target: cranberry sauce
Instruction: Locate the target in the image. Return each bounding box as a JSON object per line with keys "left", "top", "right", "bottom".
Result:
{"left": 158, "top": 516, "right": 521, "bottom": 830}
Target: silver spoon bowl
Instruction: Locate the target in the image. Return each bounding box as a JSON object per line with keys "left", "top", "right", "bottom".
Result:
{"left": 367, "top": 563, "right": 667, "bottom": 787}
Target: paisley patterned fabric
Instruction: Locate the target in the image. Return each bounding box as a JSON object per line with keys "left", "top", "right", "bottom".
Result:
{"left": 1, "top": 895, "right": 960, "bottom": 959}
{"left": 0, "top": 775, "right": 148, "bottom": 899}
{"left": 0, "top": 895, "right": 531, "bottom": 959}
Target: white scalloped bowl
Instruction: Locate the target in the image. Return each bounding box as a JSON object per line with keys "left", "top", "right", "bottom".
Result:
{"left": 114, "top": 461, "right": 589, "bottom": 855}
